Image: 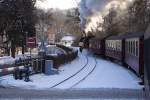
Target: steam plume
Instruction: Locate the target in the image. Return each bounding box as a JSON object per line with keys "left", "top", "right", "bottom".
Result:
{"left": 79, "top": 0, "right": 135, "bottom": 33}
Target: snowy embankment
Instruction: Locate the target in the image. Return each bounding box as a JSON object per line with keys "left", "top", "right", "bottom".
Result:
{"left": 0, "top": 49, "right": 143, "bottom": 90}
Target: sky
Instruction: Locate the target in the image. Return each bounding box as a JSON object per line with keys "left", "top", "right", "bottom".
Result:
{"left": 36, "top": 0, "right": 81, "bottom": 10}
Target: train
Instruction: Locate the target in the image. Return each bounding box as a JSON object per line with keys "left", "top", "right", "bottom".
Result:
{"left": 82, "top": 32, "right": 144, "bottom": 77}
{"left": 80, "top": 32, "right": 150, "bottom": 99}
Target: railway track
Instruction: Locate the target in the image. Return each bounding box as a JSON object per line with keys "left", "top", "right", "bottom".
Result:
{"left": 51, "top": 54, "right": 97, "bottom": 89}
{"left": 70, "top": 57, "right": 97, "bottom": 88}
{"left": 50, "top": 55, "right": 89, "bottom": 88}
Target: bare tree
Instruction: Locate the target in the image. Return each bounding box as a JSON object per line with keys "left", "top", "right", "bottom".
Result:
{"left": 127, "top": 0, "right": 149, "bottom": 32}
{"left": 35, "top": 9, "right": 52, "bottom": 44}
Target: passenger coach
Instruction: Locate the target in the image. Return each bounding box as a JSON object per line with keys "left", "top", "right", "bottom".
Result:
{"left": 124, "top": 32, "right": 144, "bottom": 76}
{"left": 89, "top": 32, "right": 144, "bottom": 76}
{"left": 89, "top": 38, "right": 105, "bottom": 55}
{"left": 105, "top": 35, "right": 125, "bottom": 62}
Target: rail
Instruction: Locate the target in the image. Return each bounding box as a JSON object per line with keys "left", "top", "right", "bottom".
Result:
{"left": 50, "top": 55, "right": 97, "bottom": 89}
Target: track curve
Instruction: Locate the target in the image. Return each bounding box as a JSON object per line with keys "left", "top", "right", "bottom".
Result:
{"left": 69, "top": 57, "right": 97, "bottom": 88}
{"left": 50, "top": 55, "right": 89, "bottom": 88}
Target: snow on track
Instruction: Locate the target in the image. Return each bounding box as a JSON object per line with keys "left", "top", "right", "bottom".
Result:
{"left": 50, "top": 56, "right": 88, "bottom": 88}
{"left": 54, "top": 56, "right": 96, "bottom": 89}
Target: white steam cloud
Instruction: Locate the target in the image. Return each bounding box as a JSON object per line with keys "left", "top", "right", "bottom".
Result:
{"left": 79, "top": 0, "right": 135, "bottom": 33}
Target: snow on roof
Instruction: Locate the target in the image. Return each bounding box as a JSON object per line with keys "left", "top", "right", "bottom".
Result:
{"left": 61, "top": 35, "right": 75, "bottom": 41}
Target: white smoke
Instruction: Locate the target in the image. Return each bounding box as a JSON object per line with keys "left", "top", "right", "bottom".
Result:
{"left": 79, "top": 0, "right": 106, "bottom": 32}
{"left": 79, "top": 0, "right": 135, "bottom": 33}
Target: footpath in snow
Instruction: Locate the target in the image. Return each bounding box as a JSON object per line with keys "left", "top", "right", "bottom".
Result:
{"left": 0, "top": 50, "right": 142, "bottom": 90}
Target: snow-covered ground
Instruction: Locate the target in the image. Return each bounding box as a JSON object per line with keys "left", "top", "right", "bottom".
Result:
{"left": 0, "top": 53, "right": 87, "bottom": 89}
{"left": 0, "top": 50, "right": 143, "bottom": 90}
{"left": 75, "top": 57, "right": 142, "bottom": 89}
{"left": 55, "top": 56, "right": 96, "bottom": 89}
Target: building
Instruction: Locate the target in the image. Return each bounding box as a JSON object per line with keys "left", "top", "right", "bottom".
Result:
{"left": 61, "top": 35, "right": 75, "bottom": 47}
{"left": 47, "top": 26, "right": 56, "bottom": 44}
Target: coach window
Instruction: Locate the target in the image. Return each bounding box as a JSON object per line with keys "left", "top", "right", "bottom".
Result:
{"left": 115, "top": 41, "right": 116, "bottom": 50}
{"left": 112, "top": 41, "right": 114, "bottom": 50}
{"left": 110, "top": 42, "right": 112, "bottom": 49}
{"left": 131, "top": 41, "right": 133, "bottom": 55}
{"left": 135, "top": 40, "right": 136, "bottom": 56}
{"left": 125, "top": 41, "right": 127, "bottom": 52}
{"left": 113, "top": 41, "right": 115, "bottom": 50}
{"left": 130, "top": 41, "right": 131, "bottom": 54}
{"left": 133, "top": 41, "right": 135, "bottom": 55}
{"left": 117, "top": 41, "right": 118, "bottom": 50}
{"left": 115, "top": 42, "right": 116, "bottom": 50}
{"left": 99, "top": 42, "right": 101, "bottom": 48}
{"left": 113, "top": 41, "right": 114, "bottom": 49}
{"left": 130, "top": 41, "right": 132, "bottom": 54}
{"left": 109, "top": 41, "right": 111, "bottom": 48}
{"left": 107, "top": 41, "right": 109, "bottom": 48}
{"left": 119, "top": 41, "right": 121, "bottom": 51}
{"left": 129, "top": 41, "right": 130, "bottom": 53}
{"left": 116, "top": 41, "right": 118, "bottom": 51}
{"left": 120, "top": 41, "right": 122, "bottom": 51}
{"left": 134, "top": 40, "right": 136, "bottom": 56}
{"left": 112, "top": 41, "right": 115, "bottom": 50}
{"left": 108, "top": 42, "right": 109, "bottom": 49}
{"left": 133, "top": 40, "right": 136, "bottom": 56}
{"left": 136, "top": 40, "right": 139, "bottom": 57}
{"left": 111, "top": 41, "right": 112, "bottom": 49}
{"left": 108, "top": 41, "right": 109, "bottom": 48}
{"left": 132, "top": 41, "right": 135, "bottom": 55}
{"left": 113, "top": 42, "right": 115, "bottom": 50}
{"left": 117, "top": 41, "right": 119, "bottom": 51}
{"left": 126, "top": 41, "right": 128, "bottom": 53}
{"left": 129, "top": 41, "right": 130, "bottom": 54}
{"left": 109, "top": 41, "right": 110, "bottom": 49}
{"left": 127, "top": 41, "right": 128, "bottom": 52}
{"left": 109, "top": 42, "right": 110, "bottom": 49}
{"left": 110, "top": 41, "right": 112, "bottom": 48}
{"left": 132, "top": 41, "right": 134, "bottom": 55}
{"left": 134, "top": 41, "right": 135, "bottom": 55}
